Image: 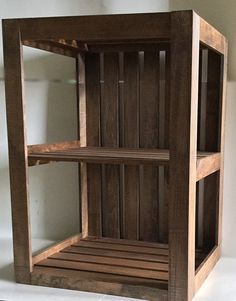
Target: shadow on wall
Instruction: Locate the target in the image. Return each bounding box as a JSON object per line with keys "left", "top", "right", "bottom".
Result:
{"left": 1, "top": 49, "right": 80, "bottom": 241}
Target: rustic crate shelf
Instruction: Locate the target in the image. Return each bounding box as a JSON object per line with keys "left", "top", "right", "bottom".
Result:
{"left": 3, "top": 10, "right": 227, "bottom": 301}
{"left": 28, "top": 146, "right": 220, "bottom": 181}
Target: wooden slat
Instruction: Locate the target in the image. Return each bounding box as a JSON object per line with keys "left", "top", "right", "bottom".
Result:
{"left": 101, "top": 53, "right": 120, "bottom": 238}
{"left": 31, "top": 266, "right": 169, "bottom": 298}
{"left": 33, "top": 234, "right": 81, "bottom": 265}
{"left": 78, "top": 53, "right": 88, "bottom": 238}
{"left": 139, "top": 51, "right": 160, "bottom": 242}
{"left": 23, "top": 39, "right": 85, "bottom": 57}
{"left": 84, "top": 236, "right": 168, "bottom": 249}
{"left": 194, "top": 246, "right": 220, "bottom": 293}
{"left": 50, "top": 252, "right": 168, "bottom": 271}
{"left": 15, "top": 13, "right": 170, "bottom": 41}
{"left": 28, "top": 140, "right": 80, "bottom": 153}
{"left": 2, "top": 19, "right": 32, "bottom": 284}
{"left": 84, "top": 53, "right": 102, "bottom": 237}
{"left": 218, "top": 42, "right": 228, "bottom": 246}
{"left": 64, "top": 245, "right": 168, "bottom": 263}
{"left": 36, "top": 258, "right": 168, "bottom": 280}
{"left": 122, "top": 52, "right": 139, "bottom": 240}
{"left": 89, "top": 43, "right": 169, "bottom": 53}
{"left": 73, "top": 240, "right": 168, "bottom": 256}
{"left": 169, "top": 11, "right": 199, "bottom": 301}
{"left": 196, "top": 153, "right": 221, "bottom": 181}
{"left": 200, "top": 17, "right": 227, "bottom": 55}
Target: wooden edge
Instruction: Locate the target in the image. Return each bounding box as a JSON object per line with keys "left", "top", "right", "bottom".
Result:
{"left": 28, "top": 140, "right": 80, "bottom": 166}
{"left": 8, "top": 13, "right": 171, "bottom": 41}
{"left": 194, "top": 245, "right": 221, "bottom": 293}
{"left": 28, "top": 140, "right": 80, "bottom": 153}
{"left": 84, "top": 236, "right": 168, "bottom": 249}
{"left": 23, "top": 39, "right": 87, "bottom": 57}
{"left": 196, "top": 153, "right": 221, "bottom": 181}
{"left": 200, "top": 17, "right": 227, "bottom": 55}
{"left": 31, "top": 267, "right": 168, "bottom": 300}
{"left": 32, "top": 234, "right": 81, "bottom": 265}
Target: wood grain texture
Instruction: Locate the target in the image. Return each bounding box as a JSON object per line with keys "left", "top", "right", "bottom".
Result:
{"left": 16, "top": 13, "right": 170, "bottom": 41}
{"left": 101, "top": 53, "right": 120, "bottom": 238}
{"left": 2, "top": 19, "right": 32, "bottom": 284}
{"left": 122, "top": 52, "right": 139, "bottom": 240}
{"left": 217, "top": 42, "right": 228, "bottom": 246}
{"left": 169, "top": 11, "right": 199, "bottom": 301}
{"left": 32, "top": 234, "right": 81, "bottom": 265}
{"left": 84, "top": 53, "right": 102, "bottom": 237}
{"left": 200, "top": 17, "right": 227, "bottom": 55}
{"left": 194, "top": 246, "right": 220, "bottom": 293}
{"left": 139, "top": 51, "right": 160, "bottom": 242}
{"left": 31, "top": 267, "right": 168, "bottom": 300}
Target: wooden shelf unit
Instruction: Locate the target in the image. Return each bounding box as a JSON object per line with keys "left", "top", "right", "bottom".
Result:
{"left": 3, "top": 10, "right": 227, "bottom": 301}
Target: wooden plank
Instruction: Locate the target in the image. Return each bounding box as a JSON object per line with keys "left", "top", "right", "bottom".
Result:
{"left": 31, "top": 266, "right": 169, "bottom": 299}
{"left": 28, "top": 140, "right": 80, "bottom": 154}
{"left": 36, "top": 258, "right": 168, "bottom": 280}
{"left": 84, "top": 236, "right": 168, "bottom": 249}
{"left": 78, "top": 53, "right": 88, "bottom": 238}
{"left": 122, "top": 52, "right": 139, "bottom": 240}
{"left": 15, "top": 13, "right": 170, "bottom": 41}
{"left": 139, "top": 51, "right": 160, "bottom": 242}
{"left": 2, "top": 19, "right": 32, "bottom": 284}
{"left": 160, "top": 48, "right": 170, "bottom": 243}
{"left": 64, "top": 246, "right": 168, "bottom": 263}
{"left": 73, "top": 240, "right": 168, "bottom": 256}
{"left": 51, "top": 251, "right": 168, "bottom": 271}
{"left": 169, "top": 11, "right": 200, "bottom": 301}
{"left": 217, "top": 43, "right": 228, "bottom": 246}
{"left": 89, "top": 43, "right": 169, "bottom": 53}
{"left": 194, "top": 246, "right": 220, "bottom": 293}
{"left": 196, "top": 153, "right": 221, "bottom": 181}
{"left": 33, "top": 234, "right": 81, "bottom": 265}
{"left": 101, "top": 53, "right": 120, "bottom": 238}
{"left": 84, "top": 53, "right": 102, "bottom": 237}
{"left": 200, "top": 17, "right": 227, "bottom": 55}
{"left": 23, "top": 39, "right": 85, "bottom": 57}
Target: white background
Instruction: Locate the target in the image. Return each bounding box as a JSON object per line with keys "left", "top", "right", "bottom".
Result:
{"left": 0, "top": 0, "right": 235, "bottom": 257}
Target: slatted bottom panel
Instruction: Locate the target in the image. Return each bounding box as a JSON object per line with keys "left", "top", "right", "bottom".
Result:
{"left": 33, "top": 237, "right": 205, "bottom": 290}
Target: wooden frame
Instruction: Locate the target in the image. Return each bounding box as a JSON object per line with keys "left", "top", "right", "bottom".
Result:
{"left": 3, "top": 10, "right": 227, "bottom": 301}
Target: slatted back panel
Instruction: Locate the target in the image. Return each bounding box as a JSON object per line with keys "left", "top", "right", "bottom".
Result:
{"left": 82, "top": 46, "right": 170, "bottom": 243}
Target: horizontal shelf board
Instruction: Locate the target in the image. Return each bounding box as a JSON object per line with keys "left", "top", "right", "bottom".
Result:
{"left": 28, "top": 146, "right": 221, "bottom": 179}
{"left": 34, "top": 237, "right": 206, "bottom": 286}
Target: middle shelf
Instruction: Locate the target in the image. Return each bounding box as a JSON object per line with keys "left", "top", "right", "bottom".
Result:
{"left": 28, "top": 145, "right": 221, "bottom": 181}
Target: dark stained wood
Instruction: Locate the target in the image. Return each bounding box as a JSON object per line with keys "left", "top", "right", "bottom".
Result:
{"left": 31, "top": 267, "right": 168, "bottom": 300}
{"left": 101, "top": 53, "right": 120, "bottom": 238}
{"left": 122, "top": 52, "right": 139, "bottom": 240}
{"left": 139, "top": 51, "right": 159, "bottom": 242}
{"left": 17, "top": 13, "right": 170, "bottom": 41}
{"left": 84, "top": 53, "right": 102, "bottom": 237}
{"left": 2, "top": 19, "right": 32, "bottom": 284}
{"left": 3, "top": 10, "right": 228, "bottom": 301}
{"left": 23, "top": 39, "right": 86, "bottom": 57}
{"left": 169, "top": 11, "right": 200, "bottom": 301}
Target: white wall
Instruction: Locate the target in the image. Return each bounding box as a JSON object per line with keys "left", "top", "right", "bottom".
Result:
{"left": 0, "top": 0, "right": 104, "bottom": 240}
{"left": 170, "top": 0, "right": 236, "bottom": 257}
